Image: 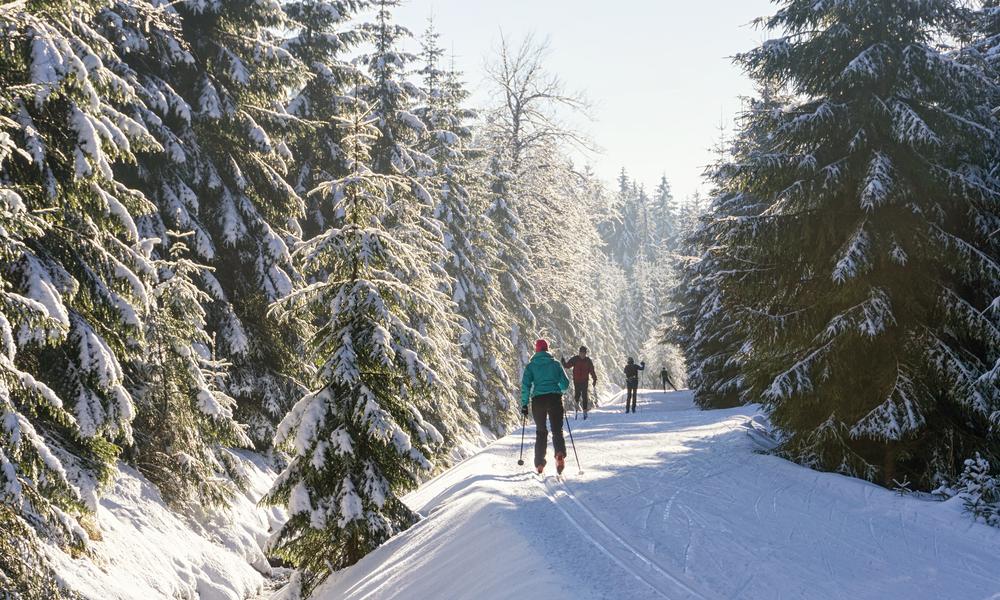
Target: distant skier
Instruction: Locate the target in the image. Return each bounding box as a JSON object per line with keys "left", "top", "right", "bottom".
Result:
{"left": 623, "top": 357, "right": 644, "bottom": 413}
{"left": 522, "top": 339, "right": 570, "bottom": 474}
{"left": 562, "top": 346, "right": 598, "bottom": 419}
{"left": 660, "top": 367, "right": 677, "bottom": 392}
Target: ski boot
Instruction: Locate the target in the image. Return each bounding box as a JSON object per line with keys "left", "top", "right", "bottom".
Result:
{"left": 536, "top": 460, "right": 545, "bottom": 475}
{"left": 555, "top": 452, "right": 566, "bottom": 475}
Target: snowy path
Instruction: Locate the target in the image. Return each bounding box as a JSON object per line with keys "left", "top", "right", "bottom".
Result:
{"left": 316, "top": 391, "right": 1000, "bottom": 600}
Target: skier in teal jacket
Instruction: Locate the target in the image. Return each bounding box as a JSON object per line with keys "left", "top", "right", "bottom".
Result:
{"left": 521, "top": 339, "right": 570, "bottom": 474}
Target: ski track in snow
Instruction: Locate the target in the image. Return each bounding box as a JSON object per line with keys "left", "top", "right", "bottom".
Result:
{"left": 541, "top": 475, "right": 706, "bottom": 599}
{"left": 315, "top": 390, "right": 1000, "bottom": 600}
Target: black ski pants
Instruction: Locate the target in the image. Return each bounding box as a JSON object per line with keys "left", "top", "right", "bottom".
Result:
{"left": 531, "top": 393, "right": 566, "bottom": 467}
{"left": 573, "top": 380, "right": 591, "bottom": 412}
{"left": 625, "top": 380, "right": 638, "bottom": 412}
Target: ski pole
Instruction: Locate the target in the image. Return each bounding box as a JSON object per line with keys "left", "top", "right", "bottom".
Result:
{"left": 516, "top": 412, "right": 527, "bottom": 466}
{"left": 638, "top": 366, "right": 644, "bottom": 411}
{"left": 564, "top": 414, "right": 583, "bottom": 475}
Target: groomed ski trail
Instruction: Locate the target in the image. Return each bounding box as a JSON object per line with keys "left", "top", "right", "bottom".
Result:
{"left": 539, "top": 474, "right": 706, "bottom": 599}
{"left": 315, "top": 390, "right": 1000, "bottom": 600}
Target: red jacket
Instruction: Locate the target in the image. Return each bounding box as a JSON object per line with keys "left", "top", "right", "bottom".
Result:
{"left": 562, "top": 355, "right": 597, "bottom": 383}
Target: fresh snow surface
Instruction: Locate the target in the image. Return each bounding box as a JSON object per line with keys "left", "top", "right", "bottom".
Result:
{"left": 47, "top": 450, "right": 285, "bottom": 600}
{"left": 315, "top": 390, "right": 1000, "bottom": 600}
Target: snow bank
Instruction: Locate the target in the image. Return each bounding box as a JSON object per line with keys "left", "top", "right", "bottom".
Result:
{"left": 317, "top": 449, "right": 584, "bottom": 600}
{"left": 46, "top": 450, "right": 284, "bottom": 600}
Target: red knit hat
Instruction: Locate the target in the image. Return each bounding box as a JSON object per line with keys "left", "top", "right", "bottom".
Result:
{"left": 534, "top": 339, "right": 548, "bottom": 352}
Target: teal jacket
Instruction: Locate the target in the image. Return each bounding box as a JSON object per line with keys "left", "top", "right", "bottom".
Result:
{"left": 521, "top": 351, "right": 570, "bottom": 407}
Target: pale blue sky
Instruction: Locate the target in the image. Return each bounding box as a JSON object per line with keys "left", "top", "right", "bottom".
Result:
{"left": 393, "top": 0, "right": 777, "bottom": 202}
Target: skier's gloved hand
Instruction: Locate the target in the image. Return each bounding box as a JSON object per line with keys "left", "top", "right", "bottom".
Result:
{"left": 521, "top": 405, "right": 529, "bottom": 417}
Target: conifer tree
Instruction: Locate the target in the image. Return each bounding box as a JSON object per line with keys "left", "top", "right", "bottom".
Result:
{"left": 357, "top": 0, "right": 478, "bottom": 450}
{"left": 1, "top": 1, "right": 160, "bottom": 593}
{"left": 484, "top": 149, "right": 537, "bottom": 366}
{"left": 110, "top": 0, "right": 311, "bottom": 449}
{"left": 671, "top": 207, "right": 751, "bottom": 408}
{"left": 670, "top": 94, "right": 777, "bottom": 409}
{"left": 963, "top": 1, "right": 1000, "bottom": 79}
{"left": 263, "top": 109, "right": 444, "bottom": 596}
{"left": 725, "top": 0, "right": 1000, "bottom": 485}
{"left": 132, "top": 239, "right": 251, "bottom": 507}
{"left": 416, "top": 22, "right": 516, "bottom": 435}
{"left": 603, "top": 169, "right": 640, "bottom": 267}
{"left": 284, "top": 0, "right": 369, "bottom": 239}
{"left": 1, "top": 109, "right": 90, "bottom": 600}
{"left": 90, "top": 0, "right": 256, "bottom": 505}
{"left": 651, "top": 175, "right": 679, "bottom": 248}
{"left": 1, "top": 0, "right": 161, "bottom": 515}
{"left": 581, "top": 175, "right": 631, "bottom": 380}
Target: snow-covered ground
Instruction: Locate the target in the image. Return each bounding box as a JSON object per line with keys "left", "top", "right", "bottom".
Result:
{"left": 46, "top": 451, "right": 285, "bottom": 600}
{"left": 316, "top": 390, "right": 1000, "bottom": 600}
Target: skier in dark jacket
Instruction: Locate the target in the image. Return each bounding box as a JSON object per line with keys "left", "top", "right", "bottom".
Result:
{"left": 521, "top": 339, "right": 570, "bottom": 474}
{"left": 623, "top": 357, "right": 644, "bottom": 413}
{"left": 660, "top": 367, "right": 677, "bottom": 392}
{"left": 562, "top": 346, "right": 597, "bottom": 419}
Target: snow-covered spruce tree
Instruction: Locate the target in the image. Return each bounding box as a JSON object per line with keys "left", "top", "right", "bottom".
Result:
{"left": 640, "top": 177, "right": 689, "bottom": 386}
{"left": 110, "top": 0, "right": 311, "bottom": 449}
{"left": 591, "top": 258, "right": 629, "bottom": 380}
{"left": 264, "top": 110, "right": 444, "bottom": 595}
{"left": 88, "top": 0, "right": 254, "bottom": 507}
{"left": 727, "top": 0, "right": 1000, "bottom": 486}
{"left": 965, "top": 0, "right": 1000, "bottom": 439}
{"left": 415, "top": 21, "right": 517, "bottom": 435}
{"left": 601, "top": 169, "right": 640, "bottom": 268}
{"left": 634, "top": 184, "right": 656, "bottom": 261}
{"left": 1, "top": 0, "right": 163, "bottom": 513}
{"left": 669, "top": 96, "right": 777, "bottom": 409}
{"left": 131, "top": 237, "right": 252, "bottom": 508}
{"left": 632, "top": 250, "right": 659, "bottom": 352}
{"left": 961, "top": 1, "right": 1000, "bottom": 81}
{"left": 670, "top": 205, "right": 750, "bottom": 409}
{"left": 955, "top": 453, "right": 1000, "bottom": 527}
{"left": 0, "top": 1, "right": 164, "bottom": 594}
{"left": 581, "top": 175, "right": 630, "bottom": 383}
{"left": 650, "top": 175, "right": 680, "bottom": 250}
{"left": 483, "top": 148, "right": 537, "bottom": 367}
{"left": 594, "top": 169, "right": 663, "bottom": 362}
{"left": 357, "top": 0, "right": 479, "bottom": 451}
{"left": 0, "top": 115, "right": 87, "bottom": 600}
{"left": 283, "top": 0, "right": 368, "bottom": 239}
